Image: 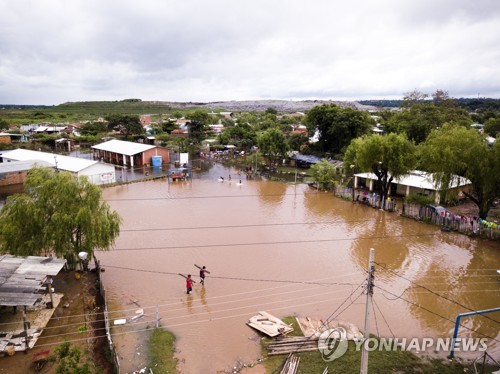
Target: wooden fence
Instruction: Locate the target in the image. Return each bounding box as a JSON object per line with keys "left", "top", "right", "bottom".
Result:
{"left": 402, "top": 202, "right": 500, "bottom": 240}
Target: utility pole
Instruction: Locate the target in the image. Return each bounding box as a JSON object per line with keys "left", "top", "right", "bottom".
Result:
{"left": 360, "top": 248, "right": 375, "bottom": 374}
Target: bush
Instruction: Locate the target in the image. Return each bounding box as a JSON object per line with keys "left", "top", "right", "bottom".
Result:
{"left": 405, "top": 193, "right": 434, "bottom": 206}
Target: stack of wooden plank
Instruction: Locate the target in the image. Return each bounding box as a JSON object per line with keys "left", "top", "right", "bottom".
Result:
{"left": 267, "top": 335, "right": 319, "bottom": 356}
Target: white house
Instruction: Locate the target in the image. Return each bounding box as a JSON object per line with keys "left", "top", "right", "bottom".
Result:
{"left": 0, "top": 149, "right": 116, "bottom": 185}
{"left": 354, "top": 170, "right": 472, "bottom": 203}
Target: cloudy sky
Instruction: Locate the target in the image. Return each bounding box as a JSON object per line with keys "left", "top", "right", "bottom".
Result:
{"left": 1, "top": 0, "right": 499, "bottom": 105}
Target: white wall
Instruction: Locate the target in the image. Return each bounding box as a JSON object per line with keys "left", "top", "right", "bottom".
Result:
{"left": 78, "top": 163, "right": 116, "bottom": 185}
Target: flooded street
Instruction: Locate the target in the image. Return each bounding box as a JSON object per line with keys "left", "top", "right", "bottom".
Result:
{"left": 97, "top": 163, "right": 500, "bottom": 373}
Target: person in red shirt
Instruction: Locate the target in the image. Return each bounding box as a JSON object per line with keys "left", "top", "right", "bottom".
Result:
{"left": 186, "top": 274, "right": 193, "bottom": 294}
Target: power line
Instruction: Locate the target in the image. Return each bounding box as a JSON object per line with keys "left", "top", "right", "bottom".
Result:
{"left": 376, "top": 285, "right": 500, "bottom": 343}
{"left": 104, "top": 233, "right": 438, "bottom": 252}
{"left": 270, "top": 281, "right": 367, "bottom": 374}
{"left": 375, "top": 262, "right": 500, "bottom": 326}
{"left": 100, "top": 264, "right": 364, "bottom": 286}
{"left": 118, "top": 218, "right": 400, "bottom": 232}
{"left": 373, "top": 297, "right": 395, "bottom": 338}
{"left": 38, "top": 272, "right": 363, "bottom": 325}
{"left": 104, "top": 192, "right": 336, "bottom": 202}
{"left": 33, "top": 290, "right": 360, "bottom": 349}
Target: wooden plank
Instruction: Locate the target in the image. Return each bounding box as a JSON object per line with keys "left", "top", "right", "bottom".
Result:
{"left": 269, "top": 346, "right": 320, "bottom": 355}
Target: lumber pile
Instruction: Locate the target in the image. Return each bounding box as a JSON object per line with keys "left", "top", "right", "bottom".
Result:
{"left": 267, "top": 335, "right": 320, "bottom": 356}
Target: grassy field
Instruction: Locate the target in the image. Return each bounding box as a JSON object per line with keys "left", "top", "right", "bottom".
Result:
{"left": 261, "top": 317, "right": 494, "bottom": 374}
{"left": 148, "top": 327, "right": 178, "bottom": 373}
{"left": 0, "top": 100, "right": 211, "bottom": 125}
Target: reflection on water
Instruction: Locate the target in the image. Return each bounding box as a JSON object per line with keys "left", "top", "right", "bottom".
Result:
{"left": 98, "top": 165, "right": 500, "bottom": 373}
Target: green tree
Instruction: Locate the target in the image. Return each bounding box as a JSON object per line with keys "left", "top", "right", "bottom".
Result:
{"left": 53, "top": 342, "right": 91, "bottom": 374}
{"left": 257, "top": 128, "right": 289, "bottom": 165}
{"left": 79, "top": 121, "right": 107, "bottom": 136}
{"left": 0, "top": 167, "right": 122, "bottom": 268}
{"left": 218, "top": 122, "right": 257, "bottom": 150}
{"left": 305, "top": 104, "right": 373, "bottom": 156}
{"left": 0, "top": 118, "right": 9, "bottom": 130}
{"left": 287, "top": 133, "right": 309, "bottom": 152}
{"left": 387, "top": 89, "right": 472, "bottom": 144}
{"left": 186, "top": 110, "right": 209, "bottom": 146}
{"left": 484, "top": 117, "right": 500, "bottom": 137}
{"left": 161, "top": 118, "right": 177, "bottom": 134}
{"left": 105, "top": 114, "right": 144, "bottom": 140}
{"left": 345, "top": 133, "right": 417, "bottom": 203}
{"left": 418, "top": 125, "right": 500, "bottom": 219}
{"left": 310, "top": 160, "right": 337, "bottom": 191}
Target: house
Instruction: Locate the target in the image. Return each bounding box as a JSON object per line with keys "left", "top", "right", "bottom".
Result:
{"left": 0, "top": 132, "right": 30, "bottom": 144}
{"left": 91, "top": 139, "right": 170, "bottom": 168}
{"left": 209, "top": 124, "right": 224, "bottom": 134}
{"left": 0, "top": 149, "right": 116, "bottom": 185}
{"left": 0, "top": 160, "right": 53, "bottom": 198}
{"left": 353, "top": 170, "right": 472, "bottom": 203}
{"left": 140, "top": 115, "right": 152, "bottom": 126}
{"left": 34, "top": 126, "right": 68, "bottom": 134}
{"left": 290, "top": 154, "right": 322, "bottom": 168}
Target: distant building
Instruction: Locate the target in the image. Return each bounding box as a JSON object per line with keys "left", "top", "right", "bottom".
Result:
{"left": 91, "top": 139, "right": 170, "bottom": 168}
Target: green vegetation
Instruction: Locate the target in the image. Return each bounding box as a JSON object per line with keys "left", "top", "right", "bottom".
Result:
{"left": 261, "top": 317, "right": 480, "bottom": 374}
{"left": 0, "top": 167, "right": 122, "bottom": 268}
{"left": 51, "top": 341, "right": 91, "bottom": 374}
{"left": 418, "top": 124, "right": 500, "bottom": 219}
{"left": 305, "top": 103, "right": 374, "bottom": 156}
{"left": 0, "top": 100, "right": 205, "bottom": 125}
{"left": 345, "top": 133, "right": 416, "bottom": 203}
{"left": 148, "top": 327, "right": 178, "bottom": 373}
{"left": 309, "top": 159, "right": 337, "bottom": 190}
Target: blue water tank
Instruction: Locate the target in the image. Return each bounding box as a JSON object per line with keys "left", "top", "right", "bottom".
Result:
{"left": 151, "top": 156, "right": 162, "bottom": 167}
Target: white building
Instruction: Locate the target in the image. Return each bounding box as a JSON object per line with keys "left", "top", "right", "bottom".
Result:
{"left": 0, "top": 149, "right": 116, "bottom": 185}
{"left": 354, "top": 170, "right": 472, "bottom": 203}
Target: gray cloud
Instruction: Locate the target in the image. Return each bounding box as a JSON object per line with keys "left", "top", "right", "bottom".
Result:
{"left": 1, "top": 0, "right": 499, "bottom": 104}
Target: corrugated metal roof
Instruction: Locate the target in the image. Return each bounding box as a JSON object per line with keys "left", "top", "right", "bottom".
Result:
{"left": 354, "top": 170, "right": 471, "bottom": 191}
{"left": 0, "top": 255, "right": 66, "bottom": 306}
{"left": 91, "top": 139, "right": 156, "bottom": 156}
{"left": 0, "top": 149, "right": 100, "bottom": 173}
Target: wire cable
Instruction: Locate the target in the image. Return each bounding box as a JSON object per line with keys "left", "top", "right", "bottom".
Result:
{"left": 376, "top": 262, "right": 500, "bottom": 326}
{"left": 376, "top": 285, "right": 500, "bottom": 343}
{"left": 106, "top": 233, "right": 438, "bottom": 252}
{"left": 373, "top": 297, "right": 395, "bottom": 338}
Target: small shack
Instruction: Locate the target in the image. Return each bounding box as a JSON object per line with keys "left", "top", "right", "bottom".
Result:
{"left": 0, "top": 255, "right": 66, "bottom": 353}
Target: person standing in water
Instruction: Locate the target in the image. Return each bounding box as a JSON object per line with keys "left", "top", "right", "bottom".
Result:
{"left": 199, "top": 266, "right": 207, "bottom": 285}
{"left": 186, "top": 274, "right": 193, "bottom": 294}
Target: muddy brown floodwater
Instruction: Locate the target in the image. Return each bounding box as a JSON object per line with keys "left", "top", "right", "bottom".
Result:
{"left": 97, "top": 163, "right": 500, "bottom": 374}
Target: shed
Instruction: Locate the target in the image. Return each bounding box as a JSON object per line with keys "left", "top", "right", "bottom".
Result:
{"left": 0, "top": 255, "right": 66, "bottom": 307}
{"left": 91, "top": 139, "right": 170, "bottom": 168}
{"left": 0, "top": 149, "right": 116, "bottom": 185}
{"left": 290, "top": 154, "right": 322, "bottom": 168}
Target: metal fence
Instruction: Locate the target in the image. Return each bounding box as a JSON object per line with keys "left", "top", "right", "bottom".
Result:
{"left": 402, "top": 202, "right": 500, "bottom": 240}
{"left": 96, "top": 260, "right": 121, "bottom": 373}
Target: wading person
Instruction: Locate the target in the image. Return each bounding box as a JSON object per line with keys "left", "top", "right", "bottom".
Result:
{"left": 186, "top": 274, "right": 193, "bottom": 294}
{"left": 199, "top": 266, "right": 207, "bottom": 285}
